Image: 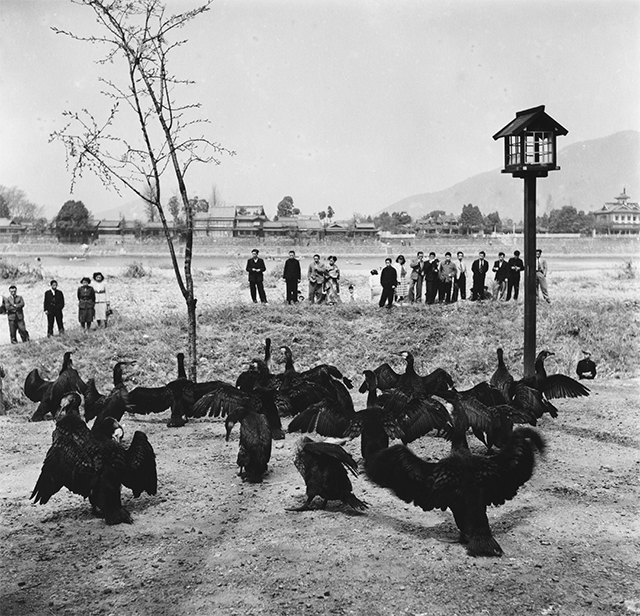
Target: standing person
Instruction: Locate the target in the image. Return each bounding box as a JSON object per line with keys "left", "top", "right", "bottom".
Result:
{"left": 307, "top": 254, "right": 325, "bottom": 304}
{"left": 471, "top": 251, "right": 489, "bottom": 301}
{"left": 438, "top": 252, "right": 457, "bottom": 303}
{"left": 347, "top": 284, "right": 358, "bottom": 302}
{"left": 453, "top": 251, "right": 467, "bottom": 302}
{"left": 1, "top": 285, "right": 30, "bottom": 344}
{"left": 43, "top": 279, "right": 65, "bottom": 337}
{"left": 92, "top": 272, "right": 110, "bottom": 327}
{"left": 424, "top": 252, "right": 440, "bottom": 304}
{"left": 77, "top": 277, "right": 96, "bottom": 331}
{"left": 282, "top": 250, "right": 301, "bottom": 304}
{"left": 408, "top": 251, "right": 425, "bottom": 303}
{"left": 394, "top": 255, "right": 409, "bottom": 305}
{"left": 246, "top": 249, "right": 268, "bottom": 304}
{"left": 506, "top": 250, "right": 525, "bottom": 301}
{"left": 379, "top": 258, "right": 398, "bottom": 309}
{"left": 535, "top": 249, "right": 551, "bottom": 304}
{"left": 324, "top": 256, "right": 341, "bottom": 304}
{"left": 492, "top": 252, "right": 510, "bottom": 301}
{"left": 369, "top": 269, "right": 382, "bottom": 303}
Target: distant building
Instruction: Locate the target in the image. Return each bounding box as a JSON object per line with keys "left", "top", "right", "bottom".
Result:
{"left": 0, "top": 217, "right": 25, "bottom": 242}
{"left": 592, "top": 189, "right": 640, "bottom": 234}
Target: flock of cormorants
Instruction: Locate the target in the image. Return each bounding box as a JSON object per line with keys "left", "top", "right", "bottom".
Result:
{"left": 25, "top": 342, "right": 592, "bottom": 557}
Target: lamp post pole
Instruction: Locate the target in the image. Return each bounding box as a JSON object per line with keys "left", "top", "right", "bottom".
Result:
{"left": 523, "top": 174, "right": 537, "bottom": 377}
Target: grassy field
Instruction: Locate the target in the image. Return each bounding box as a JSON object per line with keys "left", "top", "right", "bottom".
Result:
{"left": 0, "top": 260, "right": 638, "bottom": 416}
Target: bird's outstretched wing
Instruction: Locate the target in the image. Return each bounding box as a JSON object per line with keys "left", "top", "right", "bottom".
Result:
{"left": 365, "top": 444, "right": 436, "bottom": 510}
{"left": 509, "top": 382, "right": 558, "bottom": 419}
{"left": 303, "top": 440, "right": 359, "bottom": 475}
{"left": 358, "top": 363, "right": 400, "bottom": 393}
{"left": 123, "top": 431, "right": 157, "bottom": 498}
{"left": 287, "top": 398, "right": 353, "bottom": 437}
{"left": 422, "top": 367, "right": 454, "bottom": 393}
{"left": 31, "top": 416, "right": 97, "bottom": 504}
{"left": 474, "top": 427, "right": 546, "bottom": 506}
{"left": 128, "top": 386, "right": 172, "bottom": 415}
{"left": 24, "top": 369, "right": 52, "bottom": 403}
{"left": 190, "top": 383, "right": 251, "bottom": 418}
{"left": 379, "top": 389, "right": 451, "bottom": 443}
{"left": 542, "top": 374, "right": 590, "bottom": 400}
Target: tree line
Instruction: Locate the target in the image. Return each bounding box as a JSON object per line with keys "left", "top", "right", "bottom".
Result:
{"left": 369, "top": 203, "right": 603, "bottom": 235}
{"left": 1, "top": 184, "right": 609, "bottom": 240}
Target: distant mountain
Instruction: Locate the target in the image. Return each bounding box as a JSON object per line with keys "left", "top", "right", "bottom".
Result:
{"left": 92, "top": 198, "right": 148, "bottom": 221}
{"left": 381, "top": 131, "right": 640, "bottom": 222}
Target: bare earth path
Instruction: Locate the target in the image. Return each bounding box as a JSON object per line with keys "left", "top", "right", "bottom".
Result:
{"left": 1, "top": 376, "right": 639, "bottom": 616}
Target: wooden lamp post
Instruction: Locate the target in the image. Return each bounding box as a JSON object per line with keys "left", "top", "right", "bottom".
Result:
{"left": 493, "top": 105, "right": 568, "bottom": 376}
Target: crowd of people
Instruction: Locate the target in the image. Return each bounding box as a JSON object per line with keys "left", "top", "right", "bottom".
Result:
{"left": 372, "top": 248, "right": 549, "bottom": 308}
{"left": 1, "top": 272, "right": 111, "bottom": 343}
{"left": 245, "top": 247, "right": 550, "bottom": 308}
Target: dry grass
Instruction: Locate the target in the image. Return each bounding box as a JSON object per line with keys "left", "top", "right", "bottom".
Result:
{"left": 1, "top": 260, "right": 638, "bottom": 418}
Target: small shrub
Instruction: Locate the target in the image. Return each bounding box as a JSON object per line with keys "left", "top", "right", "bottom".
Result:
{"left": 617, "top": 260, "right": 636, "bottom": 280}
{"left": 0, "top": 258, "right": 44, "bottom": 282}
{"left": 122, "top": 262, "right": 149, "bottom": 278}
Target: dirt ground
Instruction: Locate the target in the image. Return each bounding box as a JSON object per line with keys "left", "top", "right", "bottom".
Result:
{"left": 1, "top": 262, "right": 639, "bottom": 615}
{"left": 1, "top": 374, "right": 639, "bottom": 616}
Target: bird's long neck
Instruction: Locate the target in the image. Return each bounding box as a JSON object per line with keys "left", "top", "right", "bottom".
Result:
{"left": 283, "top": 349, "right": 295, "bottom": 372}
{"left": 534, "top": 356, "right": 547, "bottom": 379}
{"left": 61, "top": 354, "right": 73, "bottom": 374}
{"left": 177, "top": 354, "right": 186, "bottom": 379}
{"left": 497, "top": 349, "right": 506, "bottom": 369}
{"left": 113, "top": 364, "right": 123, "bottom": 386}
{"left": 264, "top": 338, "right": 272, "bottom": 365}
{"left": 366, "top": 379, "right": 378, "bottom": 408}
{"left": 404, "top": 355, "right": 416, "bottom": 376}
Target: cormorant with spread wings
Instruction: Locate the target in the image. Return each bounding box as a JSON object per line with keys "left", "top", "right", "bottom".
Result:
{"left": 365, "top": 394, "right": 546, "bottom": 557}
{"left": 31, "top": 393, "right": 157, "bottom": 525}
{"left": 25, "top": 351, "right": 87, "bottom": 422}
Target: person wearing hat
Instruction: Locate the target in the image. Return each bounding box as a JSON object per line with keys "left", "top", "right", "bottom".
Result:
{"left": 92, "top": 272, "right": 110, "bottom": 327}
{"left": 506, "top": 250, "right": 525, "bottom": 301}
{"left": 77, "top": 276, "right": 96, "bottom": 331}
{"left": 246, "top": 249, "right": 268, "bottom": 304}
{"left": 1, "top": 284, "right": 30, "bottom": 343}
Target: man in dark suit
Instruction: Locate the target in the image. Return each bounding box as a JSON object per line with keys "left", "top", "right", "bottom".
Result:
{"left": 471, "top": 250, "right": 489, "bottom": 301}
{"left": 1, "top": 285, "right": 30, "bottom": 343}
{"left": 44, "top": 279, "right": 65, "bottom": 336}
{"left": 506, "top": 250, "right": 524, "bottom": 301}
{"left": 379, "top": 258, "right": 398, "bottom": 309}
{"left": 424, "top": 252, "right": 440, "bottom": 304}
{"left": 282, "top": 250, "right": 301, "bottom": 304}
{"left": 492, "top": 252, "right": 510, "bottom": 301}
{"left": 246, "top": 249, "right": 268, "bottom": 304}
{"left": 408, "top": 251, "right": 425, "bottom": 303}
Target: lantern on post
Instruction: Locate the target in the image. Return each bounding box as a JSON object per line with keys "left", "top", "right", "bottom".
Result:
{"left": 493, "top": 105, "right": 567, "bottom": 376}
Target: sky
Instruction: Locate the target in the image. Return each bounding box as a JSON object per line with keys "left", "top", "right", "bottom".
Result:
{"left": 1, "top": 0, "right": 639, "bottom": 220}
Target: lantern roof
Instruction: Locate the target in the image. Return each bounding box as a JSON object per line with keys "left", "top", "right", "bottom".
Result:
{"left": 492, "top": 105, "right": 568, "bottom": 140}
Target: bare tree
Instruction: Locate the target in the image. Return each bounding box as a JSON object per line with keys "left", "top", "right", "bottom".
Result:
{"left": 50, "top": 0, "right": 234, "bottom": 379}
{"left": 210, "top": 184, "right": 225, "bottom": 209}
{"left": 0, "top": 186, "right": 42, "bottom": 222}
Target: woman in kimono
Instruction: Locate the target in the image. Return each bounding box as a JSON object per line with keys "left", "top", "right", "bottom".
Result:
{"left": 77, "top": 277, "right": 95, "bottom": 331}
{"left": 394, "top": 255, "right": 409, "bottom": 305}
{"left": 92, "top": 272, "right": 110, "bottom": 327}
{"left": 323, "top": 256, "right": 341, "bottom": 305}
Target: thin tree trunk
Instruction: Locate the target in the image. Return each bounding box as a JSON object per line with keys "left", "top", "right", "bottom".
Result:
{"left": 0, "top": 364, "right": 6, "bottom": 416}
